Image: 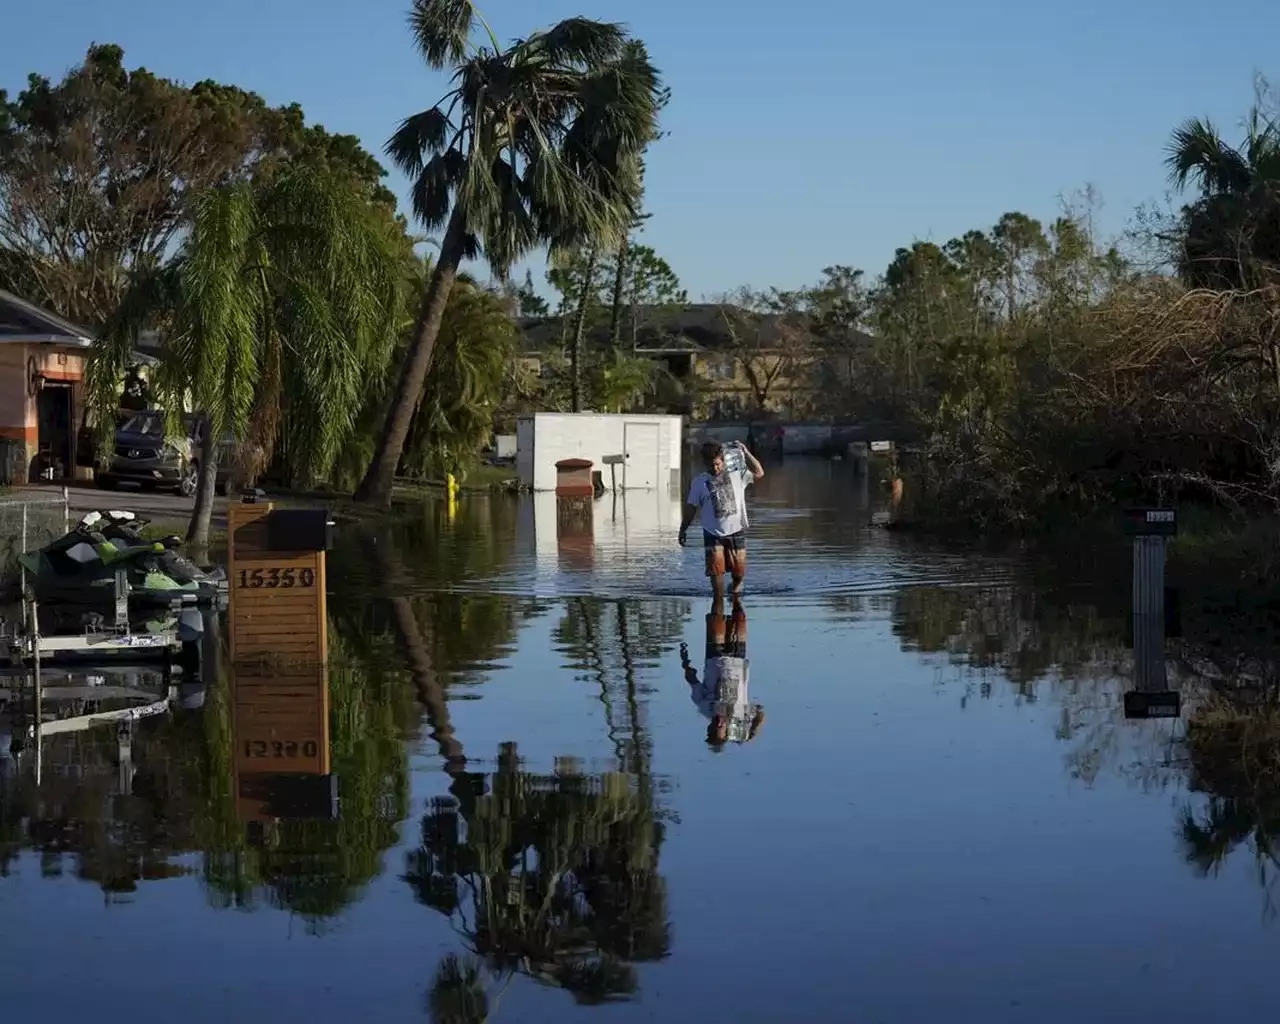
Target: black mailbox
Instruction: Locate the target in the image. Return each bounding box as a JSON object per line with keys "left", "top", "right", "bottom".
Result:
{"left": 264, "top": 508, "right": 334, "bottom": 552}
{"left": 1123, "top": 508, "right": 1177, "bottom": 537}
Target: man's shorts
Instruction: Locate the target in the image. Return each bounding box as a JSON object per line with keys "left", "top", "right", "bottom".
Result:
{"left": 703, "top": 530, "right": 747, "bottom": 577}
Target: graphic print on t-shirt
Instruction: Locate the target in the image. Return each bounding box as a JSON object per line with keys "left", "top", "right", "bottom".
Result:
{"left": 707, "top": 472, "right": 739, "bottom": 521}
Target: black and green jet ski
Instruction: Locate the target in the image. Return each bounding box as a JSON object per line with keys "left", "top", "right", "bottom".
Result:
{"left": 18, "top": 510, "right": 227, "bottom": 609}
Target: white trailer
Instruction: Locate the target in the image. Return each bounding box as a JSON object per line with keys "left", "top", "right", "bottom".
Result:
{"left": 515, "top": 413, "right": 683, "bottom": 492}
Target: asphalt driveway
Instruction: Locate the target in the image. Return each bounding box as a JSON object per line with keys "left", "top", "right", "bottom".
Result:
{"left": 14, "top": 483, "right": 228, "bottom": 530}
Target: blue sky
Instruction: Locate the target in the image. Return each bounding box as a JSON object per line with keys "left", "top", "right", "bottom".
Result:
{"left": 7, "top": 0, "right": 1280, "bottom": 299}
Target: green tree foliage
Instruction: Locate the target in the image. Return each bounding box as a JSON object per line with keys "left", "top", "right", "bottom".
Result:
{"left": 537, "top": 240, "right": 685, "bottom": 412}
{"left": 548, "top": 242, "right": 686, "bottom": 339}
{"left": 356, "top": 1, "right": 666, "bottom": 506}
{"left": 400, "top": 275, "right": 518, "bottom": 480}
{"left": 0, "top": 43, "right": 398, "bottom": 328}
{"left": 1166, "top": 97, "right": 1280, "bottom": 290}
{"left": 93, "top": 168, "right": 402, "bottom": 546}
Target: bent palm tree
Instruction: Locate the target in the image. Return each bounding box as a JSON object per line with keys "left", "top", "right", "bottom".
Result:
{"left": 354, "top": 0, "right": 664, "bottom": 506}
{"left": 92, "top": 169, "right": 401, "bottom": 547}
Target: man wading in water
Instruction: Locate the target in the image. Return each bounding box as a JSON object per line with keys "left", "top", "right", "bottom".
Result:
{"left": 679, "top": 440, "right": 764, "bottom": 599}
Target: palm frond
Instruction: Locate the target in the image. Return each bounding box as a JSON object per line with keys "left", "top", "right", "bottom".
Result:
{"left": 395, "top": 14, "right": 665, "bottom": 272}
{"left": 411, "top": 150, "right": 468, "bottom": 228}
{"left": 409, "top": 0, "right": 478, "bottom": 70}
{"left": 527, "top": 18, "right": 627, "bottom": 67}
{"left": 387, "top": 107, "right": 455, "bottom": 178}
{"left": 1167, "top": 117, "right": 1252, "bottom": 195}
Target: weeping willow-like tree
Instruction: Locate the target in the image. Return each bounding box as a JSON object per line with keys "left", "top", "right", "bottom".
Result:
{"left": 355, "top": 0, "right": 665, "bottom": 507}
{"left": 89, "top": 167, "right": 403, "bottom": 547}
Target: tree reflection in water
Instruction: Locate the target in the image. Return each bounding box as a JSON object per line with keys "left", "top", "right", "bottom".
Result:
{"left": 198, "top": 627, "right": 414, "bottom": 930}
{"left": 407, "top": 744, "right": 669, "bottom": 1019}
{"left": 351, "top": 519, "right": 675, "bottom": 1019}
{"left": 1180, "top": 663, "right": 1280, "bottom": 918}
{"left": 0, "top": 616, "right": 415, "bottom": 927}
{"left": 886, "top": 576, "right": 1280, "bottom": 917}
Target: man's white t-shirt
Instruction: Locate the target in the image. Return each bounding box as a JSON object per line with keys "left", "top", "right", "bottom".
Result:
{"left": 687, "top": 468, "right": 755, "bottom": 537}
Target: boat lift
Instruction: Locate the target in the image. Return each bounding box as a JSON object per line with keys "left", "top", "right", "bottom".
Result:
{"left": 2, "top": 567, "right": 188, "bottom": 668}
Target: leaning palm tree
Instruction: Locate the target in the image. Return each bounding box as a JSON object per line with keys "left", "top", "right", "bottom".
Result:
{"left": 1165, "top": 105, "right": 1280, "bottom": 289}
{"left": 91, "top": 168, "right": 401, "bottom": 547}
{"left": 354, "top": 0, "right": 665, "bottom": 507}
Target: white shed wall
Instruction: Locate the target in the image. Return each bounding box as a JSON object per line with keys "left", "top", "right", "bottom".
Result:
{"left": 518, "top": 413, "right": 682, "bottom": 491}
{"left": 667, "top": 420, "right": 684, "bottom": 492}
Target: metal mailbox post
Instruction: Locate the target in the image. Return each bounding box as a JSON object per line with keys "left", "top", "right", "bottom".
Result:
{"left": 1122, "top": 508, "right": 1180, "bottom": 720}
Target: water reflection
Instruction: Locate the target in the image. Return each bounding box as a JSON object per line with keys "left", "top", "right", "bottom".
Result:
{"left": 8, "top": 463, "right": 1280, "bottom": 1020}
{"left": 410, "top": 744, "right": 669, "bottom": 1016}
{"left": 1176, "top": 649, "right": 1280, "bottom": 917}
{"left": 198, "top": 631, "right": 412, "bottom": 927}
{"left": 554, "top": 597, "right": 687, "bottom": 775}
{"left": 0, "top": 614, "right": 413, "bottom": 925}
{"left": 333, "top": 518, "right": 676, "bottom": 1013}
{"left": 680, "top": 599, "right": 764, "bottom": 748}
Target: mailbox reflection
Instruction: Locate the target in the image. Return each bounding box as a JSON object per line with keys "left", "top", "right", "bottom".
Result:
{"left": 231, "top": 661, "right": 337, "bottom": 829}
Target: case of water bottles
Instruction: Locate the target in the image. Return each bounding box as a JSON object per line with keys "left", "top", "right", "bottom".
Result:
{"left": 722, "top": 441, "right": 746, "bottom": 475}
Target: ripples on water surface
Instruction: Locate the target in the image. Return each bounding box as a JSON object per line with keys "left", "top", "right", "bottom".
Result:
{"left": 2, "top": 459, "right": 1277, "bottom": 1022}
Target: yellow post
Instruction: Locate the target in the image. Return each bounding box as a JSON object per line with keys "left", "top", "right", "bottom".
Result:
{"left": 446, "top": 472, "right": 458, "bottom": 520}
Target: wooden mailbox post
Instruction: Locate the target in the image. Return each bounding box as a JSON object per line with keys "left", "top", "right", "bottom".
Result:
{"left": 227, "top": 496, "right": 338, "bottom": 828}
{"left": 227, "top": 498, "right": 331, "bottom": 665}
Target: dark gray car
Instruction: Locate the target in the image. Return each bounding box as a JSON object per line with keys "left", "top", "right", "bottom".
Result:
{"left": 96, "top": 411, "right": 232, "bottom": 496}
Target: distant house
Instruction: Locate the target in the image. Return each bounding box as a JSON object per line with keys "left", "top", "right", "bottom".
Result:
{"left": 0, "top": 289, "right": 95, "bottom": 482}
{"left": 516, "top": 303, "right": 861, "bottom": 419}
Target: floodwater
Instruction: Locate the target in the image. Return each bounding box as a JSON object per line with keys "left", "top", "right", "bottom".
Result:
{"left": 1, "top": 459, "right": 1277, "bottom": 1022}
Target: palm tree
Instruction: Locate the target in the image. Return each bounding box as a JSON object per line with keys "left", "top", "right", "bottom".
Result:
{"left": 91, "top": 168, "right": 401, "bottom": 548}
{"left": 354, "top": 0, "right": 664, "bottom": 507}
{"left": 1166, "top": 106, "right": 1280, "bottom": 289}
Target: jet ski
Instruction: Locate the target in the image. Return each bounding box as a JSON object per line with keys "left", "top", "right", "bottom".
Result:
{"left": 17, "top": 510, "right": 227, "bottom": 610}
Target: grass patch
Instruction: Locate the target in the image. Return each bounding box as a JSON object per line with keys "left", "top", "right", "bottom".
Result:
{"left": 137, "top": 520, "right": 228, "bottom": 548}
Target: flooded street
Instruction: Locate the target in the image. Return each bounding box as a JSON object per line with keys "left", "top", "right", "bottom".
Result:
{"left": 2, "top": 459, "right": 1277, "bottom": 1022}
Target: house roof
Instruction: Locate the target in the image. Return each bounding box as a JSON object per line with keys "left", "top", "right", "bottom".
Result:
{"left": 517, "top": 302, "right": 877, "bottom": 356}
{"left": 518, "top": 303, "right": 789, "bottom": 355}
{"left": 0, "top": 289, "right": 95, "bottom": 347}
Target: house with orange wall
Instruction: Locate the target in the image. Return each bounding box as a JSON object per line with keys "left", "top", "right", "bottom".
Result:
{"left": 0, "top": 289, "right": 95, "bottom": 483}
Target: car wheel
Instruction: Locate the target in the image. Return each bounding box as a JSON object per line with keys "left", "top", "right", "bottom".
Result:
{"left": 179, "top": 462, "right": 198, "bottom": 498}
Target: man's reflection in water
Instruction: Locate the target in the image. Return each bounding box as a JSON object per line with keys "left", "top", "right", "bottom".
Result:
{"left": 681, "top": 597, "right": 765, "bottom": 750}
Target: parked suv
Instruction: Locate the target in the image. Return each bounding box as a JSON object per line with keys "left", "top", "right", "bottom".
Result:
{"left": 95, "top": 410, "right": 232, "bottom": 496}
